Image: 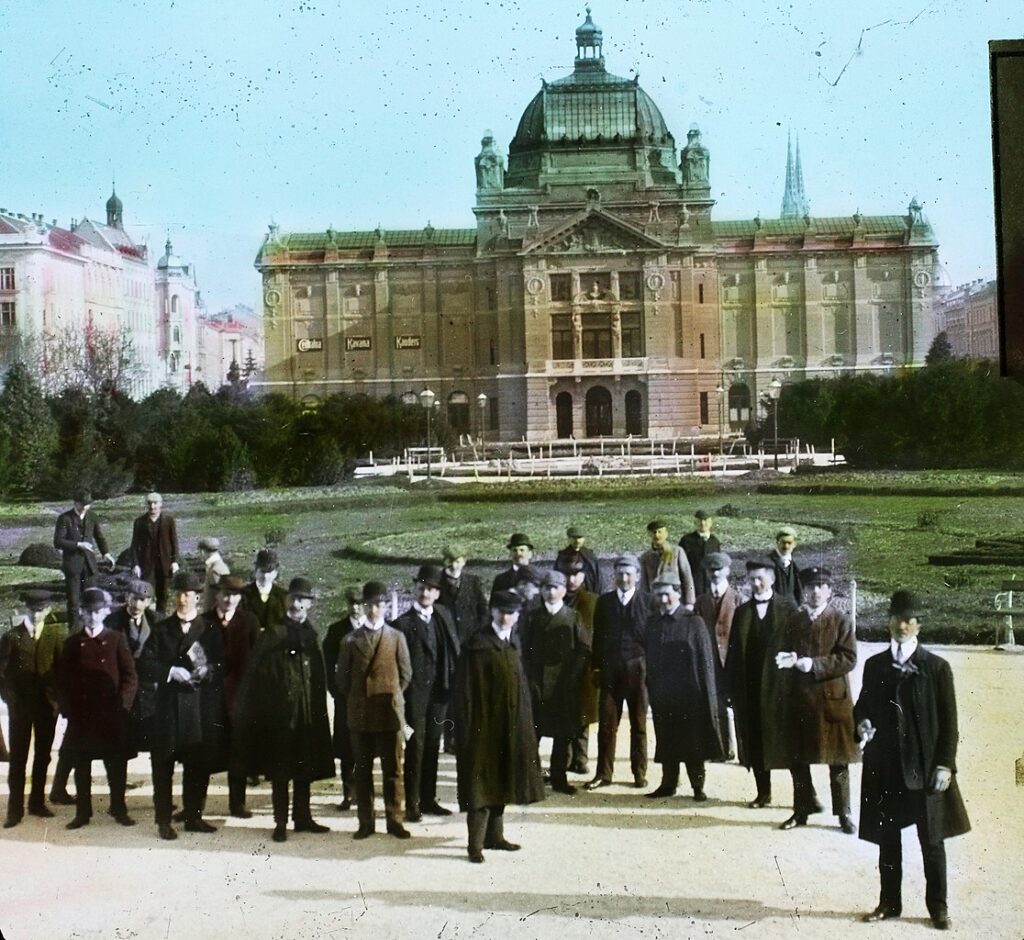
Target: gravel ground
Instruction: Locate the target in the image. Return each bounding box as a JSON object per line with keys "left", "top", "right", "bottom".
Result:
{"left": 1, "top": 643, "right": 1022, "bottom": 940}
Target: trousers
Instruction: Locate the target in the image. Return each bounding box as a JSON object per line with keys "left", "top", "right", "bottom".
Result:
{"left": 6, "top": 696, "right": 57, "bottom": 816}
{"left": 791, "top": 763, "right": 850, "bottom": 816}
{"left": 594, "top": 660, "right": 648, "bottom": 781}
{"left": 351, "top": 729, "right": 404, "bottom": 829}
{"left": 74, "top": 757, "right": 128, "bottom": 818}
{"left": 466, "top": 805, "right": 506, "bottom": 854}
{"left": 404, "top": 702, "right": 446, "bottom": 813}
{"left": 151, "top": 753, "right": 210, "bottom": 824}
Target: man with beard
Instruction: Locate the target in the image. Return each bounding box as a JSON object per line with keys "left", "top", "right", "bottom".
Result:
{"left": 129, "top": 493, "right": 180, "bottom": 613}
{"left": 679, "top": 509, "right": 721, "bottom": 599}
{"left": 490, "top": 533, "right": 535, "bottom": 603}
{"left": 557, "top": 553, "right": 598, "bottom": 776}
{"left": 451, "top": 589, "right": 545, "bottom": 863}
{"left": 391, "top": 565, "right": 460, "bottom": 822}
{"left": 241, "top": 548, "right": 288, "bottom": 633}
{"left": 149, "top": 571, "right": 226, "bottom": 840}
{"left": 53, "top": 488, "right": 114, "bottom": 629}
{"left": 643, "top": 572, "right": 724, "bottom": 801}
{"left": 322, "top": 586, "right": 364, "bottom": 812}
{"left": 237, "top": 577, "right": 334, "bottom": 843}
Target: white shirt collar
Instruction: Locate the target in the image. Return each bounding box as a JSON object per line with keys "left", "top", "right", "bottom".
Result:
{"left": 412, "top": 601, "right": 433, "bottom": 621}
{"left": 617, "top": 586, "right": 636, "bottom": 604}
{"left": 663, "top": 602, "right": 681, "bottom": 616}
{"left": 365, "top": 618, "right": 386, "bottom": 632}
{"left": 804, "top": 603, "right": 828, "bottom": 621}
{"left": 753, "top": 591, "right": 773, "bottom": 603}
{"left": 544, "top": 600, "right": 564, "bottom": 615}
{"left": 492, "top": 622, "right": 513, "bottom": 643}
{"left": 890, "top": 636, "right": 918, "bottom": 663}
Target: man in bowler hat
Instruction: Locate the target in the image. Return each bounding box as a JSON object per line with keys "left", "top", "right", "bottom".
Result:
{"left": 490, "top": 533, "right": 535, "bottom": 602}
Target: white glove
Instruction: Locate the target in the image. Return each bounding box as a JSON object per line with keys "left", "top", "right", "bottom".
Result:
{"left": 795, "top": 657, "right": 813, "bottom": 673}
{"left": 931, "top": 767, "right": 952, "bottom": 793}
{"left": 132, "top": 566, "right": 142, "bottom": 578}
{"left": 856, "top": 719, "right": 876, "bottom": 751}
{"left": 171, "top": 562, "right": 180, "bottom": 575}
{"left": 775, "top": 651, "right": 798, "bottom": 670}
{"left": 168, "top": 666, "right": 193, "bottom": 684}
{"left": 102, "top": 553, "right": 115, "bottom": 565}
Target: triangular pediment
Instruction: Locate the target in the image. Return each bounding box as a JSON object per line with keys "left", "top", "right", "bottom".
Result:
{"left": 520, "top": 208, "right": 666, "bottom": 255}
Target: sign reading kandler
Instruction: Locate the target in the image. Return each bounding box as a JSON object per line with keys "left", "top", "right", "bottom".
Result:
{"left": 345, "top": 336, "right": 372, "bottom": 351}
{"left": 395, "top": 335, "right": 421, "bottom": 350}
{"left": 296, "top": 338, "right": 324, "bottom": 353}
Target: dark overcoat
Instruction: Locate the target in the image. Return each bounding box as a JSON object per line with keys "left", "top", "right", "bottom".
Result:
{"left": 643, "top": 606, "right": 725, "bottom": 763}
{"left": 58, "top": 628, "right": 138, "bottom": 758}
{"left": 128, "top": 512, "right": 179, "bottom": 579}
{"left": 489, "top": 566, "right": 520, "bottom": 604}
{"left": 854, "top": 646, "right": 970, "bottom": 845}
{"left": 149, "top": 613, "right": 228, "bottom": 768}
{"left": 323, "top": 615, "right": 357, "bottom": 754}
{"left": 106, "top": 607, "right": 160, "bottom": 752}
{"left": 764, "top": 604, "right": 859, "bottom": 768}
{"left": 240, "top": 582, "right": 288, "bottom": 633}
{"left": 555, "top": 546, "right": 602, "bottom": 593}
{"left": 769, "top": 549, "right": 803, "bottom": 606}
{"left": 730, "top": 594, "right": 799, "bottom": 770}
{"left": 451, "top": 627, "right": 546, "bottom": 810}
{"left": 679, "top": 531, "right": 722, "bottom": 597}
{"left": 390, "top": 605, "right": 460, "bottom": 728}
{"left": 439, "top": 571, "right": 489, "bottom": 645}
{"left": 566, "top": 588, "right": 599, "bottom": 725}
{"left": 521, "top": 603, "right": 591, "bottom": 738}
{"left": 53, "top": 508, "right": 109, "bottom": 578}
{"left": 694, "top": 586, "right": 740, "bottom": 735}
{"left": 210, "top": 608, "right": 259, "bottom": 719}
{"left": 236, "top": 617, "right": 334, "bottom": 781}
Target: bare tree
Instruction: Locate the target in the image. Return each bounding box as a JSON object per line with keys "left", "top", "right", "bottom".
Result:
{"left": 17, "top": 325, "right": 145, "bottom": 399}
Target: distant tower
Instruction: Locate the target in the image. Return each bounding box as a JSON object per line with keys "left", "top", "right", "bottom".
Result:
{"left": 780, "top": 131, "right": 810, "bottom": 219}
{"left": 106, "top": 183, "right": 123, "bottom": 229}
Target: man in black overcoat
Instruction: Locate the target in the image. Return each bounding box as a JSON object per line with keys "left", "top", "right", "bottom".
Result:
{"left": 53, "top": 488, "right": 115, "bottom": 628}
{"left": 490, "top": 532, "right": 534, "bottom": 603}
{"left": 149, "top": 571, "right": 227, "bottom": 840}
{"left": 391, "top": 564, "right": 460, "bottom": 821}
{"left": 679, "top": 509, "right": 721, "bottom": 598}
{"left": 128, "top": 492, "right": 181, "bottom": 613}
{"left": 241, "top": 548, "right": 288, "bottom": 633}
{"left": 769, "top": 526, "right": 803, "bottom": 606}
{"left": 555, "top": 525, "right": 601, "bottom": 593}
{"left": 585, "top": 553, "right": 651, "bottom": 791}
{"left": 450, "top": 590, "right": 545, "bottom": 863}
{"left": 855, "top": 591, "right": 970, "bottom": 931}
{"left": 438, "top": 546, "right": 488, "bottom": 646}
{"left": 322, "top": 585, "right": 364, "bottom": 812}
{"left": 106, "top": 579, "right": 160, "bottom": 756}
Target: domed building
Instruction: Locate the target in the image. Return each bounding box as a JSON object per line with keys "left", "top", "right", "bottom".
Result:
{"left": 254, "top": 10, "right": 939, "bottom": 441}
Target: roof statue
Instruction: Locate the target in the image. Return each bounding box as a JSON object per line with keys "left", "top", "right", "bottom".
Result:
{"left": 474, "top": 130, "right": 505, "bottom": 192}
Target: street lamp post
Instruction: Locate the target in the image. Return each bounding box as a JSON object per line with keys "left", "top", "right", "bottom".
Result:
{"left": 769, "top": 378, "right": 782, "bottom": 471}
{"left": 476, "top": 392, "right": 488, "bottom": 446}
{"left": 715, "top": 383, "right": 725, "bottom": 459}
{"left": 419, "top": 387, "right": 436, "bottom": 481}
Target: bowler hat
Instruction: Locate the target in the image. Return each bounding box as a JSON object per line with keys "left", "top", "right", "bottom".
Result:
{"left": 491, "top": 590, "right": 523, "bottom": 613}
{"left": 506, "top": 533, "right": 533, "bottom": 550}
{"left": 362, "top": 581, "right": 389, "bottom": 604}
{"left": 701, "top": 551, "right": 732, "bottom": 571}
{"left": 694, "top": 509, "right": 712, "bottom": 520}
{"left": 614, "top": 552, "right": 641, "bottom": 570}
{"left": 542, "top": 569, "right": 567, "bottom": 588}
{"left": 20, "top": 589, "right": 52, "bottom": 611}
{"left": 216, "top": 575, "right": 246, "bottom": 594}
{"left": 798, "top": 566, "right": 832, "bottom": 587}
{"left": 652, "top": 571, "right": 682, "bottom": 589}
{"left": 646, "top": 519, "right": 668, "bottom": 533}
{"left": 126, "top": 579, "right": 154, "bottom": 600}
{"left": 172, "top": 571, "right": 204, "bottom": 593}
{"left": 514, "top": 565, "right": 542, "bottom": 586}
{"left": 287, "top": 577, "right": 316, "bottom": 599}
{"left": 744, "top": 558, "right": 775, "bottom": 573}
{"left": 566, "top": 525, "right": 584, "bottom": 539}
{"left": 198, "top": 536, "right": 220, "bottom": 552}
{"left": 888, "top": 590, "right": 920, "bottom": 620}
{"left": 80, "top": 587, "right": 112, "bottom": 611}
{"left": 414, "top": 564, "right": 444, "bottom": 589}
{"left": 254, "top": 548, "right": 279, "bottom": 572}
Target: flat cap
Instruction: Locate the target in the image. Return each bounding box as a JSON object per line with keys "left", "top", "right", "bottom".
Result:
{"left": 254, "top": 548, "right": 279, "bottom": 572}
{"left": 126, "top": 579, "right": 154, "bottom": 600}
{"left": 694, "top": 509, "right": 712, "bottom": 520}
{"left": 491, "top": 590, "right": 523, "bottom": 613}
{"left": 542, "top": 569, "right": 567, "bottom": 588}
{"left": 614, "top": 552, "right": 641, "bottom": 570}
{"left": 888, "top": 590, "right": 920, "bottom": 620}
{"left": 145, "top": 492, "right": 163, "bottom": 504}
{"left": 216, "top": 575, "right": 246, "bottom": 594}
{"left": 80, "top": 587, "right": 112, "bottom": 611}
{"left": 566, "top": 525, "right": 585, "bottom": 539}
{"left": 506, "top": 532, "right": 533, "bottom": 550}
{"left": 197, "top": 536, "right": 220, "bottom": 552}
{"left": 287, "top": 577, "right": 316, "bottom": 599}
{"left": 172, "top": 571, "right": 204, "bottom": 593}
{"left": 441, "top": 545, "right": 467, "bottom": 562}
{"left": 701, "top": 551, "right": 732, "bottom": 572}
{"left": 798, "top": 566, "right": 832, "bottom": 587}
{"left": 414, "top": 564, "right": 444, "bottom": 589}
{"left": 72, "top": 487, "right": 93, "bottom": 505}
{"left": 744, "top": 558, "right": 776, "bottom": 573}
{"left": 651, "top": 571, "right": 682, "bottom": 589}
{"left": 646, "top": 519, "right": 668, "bottom": 533}
{"left": 775, "top": 525, "right": 798, "bottom": 540}
{"left": 362, "top": 580, "right": 389, "bottom": 604}
{"left": 554, "top": 552, "right": 586, "bottom": 575}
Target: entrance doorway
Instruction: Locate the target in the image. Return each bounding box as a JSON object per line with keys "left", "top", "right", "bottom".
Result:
{"left": 624, "top": 390, "right": 644, "bottom": 435}
{"left": 555, "top": 392, "right": 573, "bottom": 438}
{"left": 585, "top": 386, "right": 613, "bottom": 437}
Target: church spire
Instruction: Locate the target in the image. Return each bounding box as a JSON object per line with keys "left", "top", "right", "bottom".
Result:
{"left": 780, "top": 131, "right": 810, "bottom": 219}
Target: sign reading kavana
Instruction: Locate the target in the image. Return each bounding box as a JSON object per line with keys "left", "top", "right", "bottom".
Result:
{"left": 395, "top": 335, "right": 421, "bottom": 350}
{"left": 296, "top": 338, "right": 324, "bottom": 353}
{"left": 345, "top": 336, "right": 372, "bottom": 351}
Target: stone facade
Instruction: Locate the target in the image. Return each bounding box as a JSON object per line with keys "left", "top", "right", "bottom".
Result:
{"left": 935, "top": 278, "right": 997, "bottom": 360}
{"left": 253, "top": 13, "right": 940, "bottom": 442}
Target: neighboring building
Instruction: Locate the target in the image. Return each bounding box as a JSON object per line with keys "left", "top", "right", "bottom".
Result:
{"left": 253, "top": 11, "right": 940, "bottom": 442}
{"left": 196, "top": 304, "right": 263, "bottom": 389}
{"left": 935, "top": 278, "right": 997, "bottom": 359}
{"left": 154, "top": 237, "right": 203, "bottom": 393}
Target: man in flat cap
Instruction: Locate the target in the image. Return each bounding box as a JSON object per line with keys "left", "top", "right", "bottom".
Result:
{"left": 129, "top": 493, "right": 180, "bottom": 614}
{"left": 643, "top": 573, "right": 724, "bottom": 801}
{"left": 241, "top": 548, "right": 288, "bottom": 633}
{"left": 730, "top": 560, "right": 798, "bottom": 808}
{"left": 521, "top": 569, "right": 591, "bottom": 795}
{"left": 199, "top": 537, "right": 231, "bottom": 613}
{"left": 58, "top": 588, "right": 138, "bottom": 829}
{"left": 640, "top": 520, "right": 696, "bottom": 607}
{"left": 586, "top": 553, "right": 651, "bottom": 790}
{"left": 513, "top": 565, "right": 543, "bottom": 609}
{"left": 680, "top": 510, "right": 722, "bottom": 599}
{"left": 770, "top": 567, "right": 858, "bottom": 834}
{"left": 555, "top": 526, "right": 601, "bottom": 594}
{"left": 769, "top": 526, "right": 803, "bottom": 606}
{"left": 149, "top": 570, "right": 226, "bottom": 840}
{"left": 237, "top": 577, "right": 333, "bottom": 843}
{"left": 1, "top": 590, "right": 67, "bottom": 826}
{"left": 106, "top": 579, "right": 160, "bottom": 757}
{"left": 338, "top": 581, "right": 413, "bottom": 840}
{"left": 438, "top": 546, "right": 488, "bottom": 648}
{"left": 693, "top": 552, "right": 740, "bottom": 759}
{"left": 558, "top": 552, "right": 599, "bottom": 775}
{"left": 391, "top": 564, "right": 460, "bottom": 822}
{"left": 856, "top": 592, "right": 969, "bottom": 931}
{"left": 490, "top": 533, "right": 535, "bottom": 603}
{"left": 451, "top": 589, "right": 545, "bottom": 863}
{"left": 53, "top": 488, "right": 114, "bottom": 629}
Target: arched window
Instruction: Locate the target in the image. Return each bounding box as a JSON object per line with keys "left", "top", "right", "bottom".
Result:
{"left": 728, "top": 383, "right": 752, "bottom": 426}
{"left": 448, "top": 391, "right": 470, "bottom": 434}
{"left": 585, "top": 386, "right": 613, "bottom": 437}
{"left": 401, "top": 391, "right": 418, "bottom": 406}
{"left": 171, "top": 295, "right": 179, "bottom": 314}
{"left": 555, "top": 391, "right": 573, "bottom": 438}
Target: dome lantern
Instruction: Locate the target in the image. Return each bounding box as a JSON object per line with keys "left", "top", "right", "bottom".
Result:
{"left": 575, "top": 6, "right": 604, "bottom": 71}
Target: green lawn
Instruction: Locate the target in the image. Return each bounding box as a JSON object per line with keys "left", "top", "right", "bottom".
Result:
{"left": 2, "top": 471, "right": 1023, "bottom": 643}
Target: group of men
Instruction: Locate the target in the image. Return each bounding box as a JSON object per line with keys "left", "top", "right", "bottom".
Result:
{"left": 0, "top": 495, "right": 968, "bottom": 928}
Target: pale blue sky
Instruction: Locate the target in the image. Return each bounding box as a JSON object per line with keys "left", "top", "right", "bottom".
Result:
{"left": 0, "top": 0, "right": 1018, "bottom": 312}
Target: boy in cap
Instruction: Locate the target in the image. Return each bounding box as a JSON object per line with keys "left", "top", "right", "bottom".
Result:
{"left": 241, "top": 548, "right": 288, "bottom": 632}
{"left": 390, "top": 565, "right": 460, "bottom": 821}
{"left": 199, "top": 537, "right": 231, "bottom": 613}
{"left": 129, "top": 492, "right": 180, "bottom": 613}
{"left": 451, "top": 589, "right": 545, "bottom": 862}
{"left": 53, "top": 487, "right": 114, "bottom": 628}
{"left": 640, "top": 520, "right": 696, "bottom": 607}
{"left": 490, "top": 533, "right": 535, "bottom": 603}
{"left": 338, "top": 581, "right": 413, "bottom": 840}
{"left": 772, "top": 567, "right": 858, "bottom": 834}
{"left": 555, "top": 526, "right": 601, "bottom": 593}
{"left": 0, "top": 590, "right": 67, "bottom": 826}
{"left": 679, "top": 510, "right": 722, "bottom": 598}
{"left": 855, "top": 591, "right": 969, "bottom": 931}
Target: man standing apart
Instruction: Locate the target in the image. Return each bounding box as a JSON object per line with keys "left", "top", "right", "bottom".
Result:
{"left": 451, "top": 590, "right": 545, "bottom": 863}
{"left": 772, "top": 567, "right": 858, "bottom": 834}
{"left": 0, "top": 590, "right": 67, "bottom": 826}
{"left": 856, "top": 591, "right": 969, "bottom": 931}
{"left": 391, "top": 565, "right": 460, "bottom": 821}
{"left": 53, "top": 488, "right": 114, "bottom": 628}
{"left": 339, "top": 581, "right": 413, "bottom": 840}
{"left": 129, "top": 493, "right": 180, "bottom": 613}
{"left": 680, "top": 510, "right": 721, "bottom": 598}
{"left": 640, "top": 519, "right": 695, "bottom": 607}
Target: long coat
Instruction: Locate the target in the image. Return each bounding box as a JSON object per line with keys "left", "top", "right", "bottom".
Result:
{"left": 240, "top": 582, "right": 288, "bottom": 633}
{"left": 565, "top": 587, "right": 599, "bottom": 725}
{"left": 640, "top": 545, "right": 696, "bottom": 606}
{"left": 643, "top": 606, "right": 725, "bottom": 763}
{"left": 854, "top": 646, "right": 970, "bottom": 846}
{"left": 236, "top": 617, "right": 334, "bottom": 781}
{"left": 694, "top": 586, "right": 741, "bottom": 735}
{"left": 451, "top": 627, "right": 546, "bottom": 811}
{"left": 58, "top": 628, "right": 138, "bottom": 758}
{"left": 390, "top": 605, "right": 460, "bottom": 728}
{"left": 679, "top": 531, "right": 722, "bottom": 598}
{"left": 149, "top": 613, "right": 228, "bottom": 768}
{"left": 439, "top": 571, "right": 489, "bottom": 645}
{"left": 764, "top": 604, "right": 859, "bottom": 768}
{"left": 730, "top": 594, "right": 799, "bottom": 770}
{"left": 53, "top": 508, "right": 109, "bottom": 579}
{"left": 105, "top": 607, "right": 160, "bottom": 752}
{"left": 128, "top": 512, "right": 179, "bottom": 580}
{"left": 521, "top": 603, "right": 591, "bottom": 738}
{"left": 322, "top": 615, "right": 358, "bottom": 755}
{"left": 339, "top": 625, "right": 412, "bottom": 734}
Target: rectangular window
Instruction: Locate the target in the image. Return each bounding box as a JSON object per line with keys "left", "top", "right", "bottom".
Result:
{"left": 486, "top": 286, "right": 497, "bottom": 310}
{"left": 699, "top": 391, "right": 710, "bottom": 424}
{"left": 0, "top": 301, "right": 14, "bottom": 326}
{"left": 621, "top": 313, "right": 643, "bottom": 357}
{"left": 0, "top": 268, "right": 14, "bottom": 290}
{"left": 698, "top": 282, "right": 705, "bottom": 304}
{"left": 580, "top": 272, "right": 611, "bottom": 297}
{"left": 618, "top": 271, "right": 642, "bottom": 301}
{"left": 699, "top": 332, "right": 706, "bottom": 359}
{"left": 550, "top": 273, "right": 572, "bottom": 302}
{"left": 551, "top": 314, "right": 574, "bottom": 360}
{"left": 582, "top": 314, "right": 612, "bottom": 358}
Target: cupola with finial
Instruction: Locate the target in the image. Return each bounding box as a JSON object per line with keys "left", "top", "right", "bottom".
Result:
{"left": 106, "top": 182, "right": 123, "bottom": 229}
{"left": 575, "top": 6, "right": 604, "bottom": 72}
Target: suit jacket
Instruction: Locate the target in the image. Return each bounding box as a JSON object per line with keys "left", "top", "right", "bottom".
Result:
{"left": 439, "top": 571, "right": 489, "bottom": 645}
{"left": 129, "top": 513, "right": 179, "bottom": 577}
{"left": 53, "top": 508, "right": 109, "bottom": 577}
{"left": 339, "top": 625, "right": 412, "bottom": 734}
{"left": 521, "top": 602, "right": 591, "bottom": 738}
{"left": 639, "top": 544, "right": 696, "bottom": 605}
{"left": 203, "top": 607, "right": 258, "bottom": 718}
{"left": 769, "top": 549, "right": 803, "bottom": 606}
{"left": 854, "top": 646, "right": 970, "bottom": 845}
{"left": 679, "top": 531, "right": 722, "bottom": 597}
{"left": 591, "top": 588, "right": 650, "bottom": 680}
{"left": 241, "top": 582, "right": 289, "bottom": 633}
{"left": 0, "top": 616, "right": 68, "bottom": 710}
{"left": 390, "top": 605, "right": 460, "bottom": 725}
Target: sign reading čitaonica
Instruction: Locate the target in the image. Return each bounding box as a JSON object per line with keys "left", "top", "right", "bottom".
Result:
{"left": 296, "top": 338, "right": 324, "bottom": 352}
{"left": 345, "top": 336, "right": 372, "bottom": 351}
{"left": 395, "top": 335, "right": 421, "bottom": 350}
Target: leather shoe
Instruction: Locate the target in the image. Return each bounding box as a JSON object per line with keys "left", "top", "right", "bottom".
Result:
{"left": 645, "top": 785, "right": 676, "bottom": 799}
{"left": 862, "top": 906, "right": 900, "bottom": 923}
{"left": 158, "top": 823, "right": 178, "bottom": 841}
{"left": 49, "top": 791, "right": 76, "bottom": 806}
{"left": 171, "top": 809, "right": 186, "bottom": 823}
{"left": 338, "top": 798, "right": 353, "bottom": 812}
{"left": 230, "top": 805, "right": 253, "bottom": 820}
{"left": 28, "top": 803, "right": 55, "bottom": 818}
{"left": 692, "top": 789, "right": 708, "bottom": 802}
{"left": 405, "top": 811, "right": 423, "bottom": 823}
{"left": 353, "top": 826, "right": 374, "bottom": 840}
{"left": 584, "top": 778, "right": 612, "bottom": 791}
{"left": 778, "top": 814, "right": 807, "bottom": 830}
{"left": 272, "top": 825, "right": 287, "bottom": 843}
{"left": 422, "top": 802, "right": 453, "bottom": 816}
{"left": 184, "top": 817, "right": 217, "bottom": 833}
{"left": 748, "top": 794, "right": 772, "bottom": 808}
{"left": 483, "top": 839, "right": 520, "bottom": 851}
{"left": 810, "top": 798, "right": 824, "bottom": 814}
{"left": 65, "top": 816, "right": 90, "bottom": 830}
{"left": 468, "top": 850, "right": 484, "bottom": 863}
{"left": 3, "top": 814, "right": 22, "bottom": 829}
{"left": 931, "top": 913, "right": 950, "bottom": 930}
{"left": 551, "top": 782, "right": 577, "bottom": 795}
{"left": 633, "top": 776, "right": 648, "bottom": 789}
{"left": 111, "top": 812, "right": 136, "bottom": 827}
{"left": 387, "top": 823, "right": 412, "bottom": 839}
{"left": 293, "top": 819, "right": 329, "bottom": 834}
{"left": 838, "top": 814, "right": 857, "bottom": 835}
